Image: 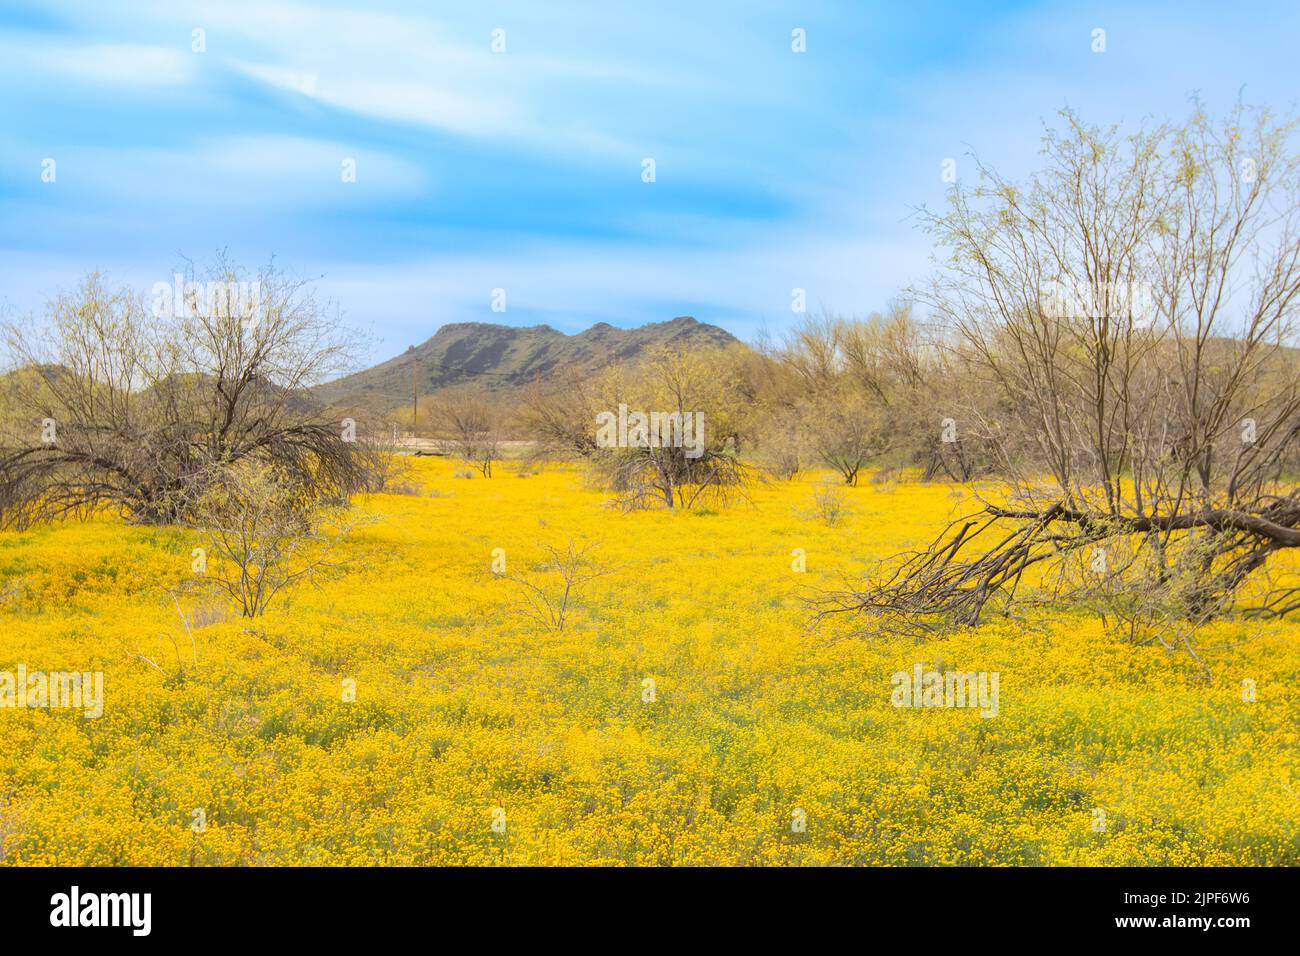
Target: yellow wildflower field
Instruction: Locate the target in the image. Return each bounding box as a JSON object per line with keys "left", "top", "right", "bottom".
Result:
{"left": 1, "top": 457, "right": 1297, "bottom": 866}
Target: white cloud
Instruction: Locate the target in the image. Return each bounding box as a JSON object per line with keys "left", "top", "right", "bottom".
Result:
{"left": 232, "top": 60, "right": 517, "bottom": 137}
{"left": 0, "top": 134, "right": 426, "bottom": 207}
{"left": 2, "top": 41, "right": 194, "bottom": 86}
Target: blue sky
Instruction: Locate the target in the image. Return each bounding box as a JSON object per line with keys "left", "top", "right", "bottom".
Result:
{"left": 1, "top": 0, "right": 1297, "bottom": 366}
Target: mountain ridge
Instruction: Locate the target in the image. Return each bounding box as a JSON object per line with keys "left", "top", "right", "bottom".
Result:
{"left": 312, "top": 316, "right": 739, "bottom": 413}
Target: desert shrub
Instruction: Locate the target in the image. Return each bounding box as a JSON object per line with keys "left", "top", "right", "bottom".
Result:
{"left": 186, "top": 462, "right": 370, "bottom": 617}
{"left": 810, "top": 480, "right": 851, "bottom": 526}
{"left": 503, "top": 539, "right": 611, "bottom": 632}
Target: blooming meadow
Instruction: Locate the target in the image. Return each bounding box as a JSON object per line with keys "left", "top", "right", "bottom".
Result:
{"left": 0, "top": 458, "right": 1296, "bottom": 865}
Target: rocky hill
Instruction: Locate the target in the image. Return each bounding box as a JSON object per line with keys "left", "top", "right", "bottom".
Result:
{"left": 311, "top": 316, "right": 738, "bottom": 412}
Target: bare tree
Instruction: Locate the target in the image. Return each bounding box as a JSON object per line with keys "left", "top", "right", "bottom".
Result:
{"left": 430, "top": 384, "right": 501, "bottom": 477}
{"left": 0, "top": 257, "right": 374, "bottom": 527}
{"left": 774, "top": 309, "right": 941, "bottom": 484}
{"left": 717, "top": 339, "right": 807, "bottom": 480}
{"left": 589, "top": 349, "right": 755, "bottom": 510}
{"left": 517, "top": 369, "right": 602, "bottom": 458}
{"left": 819, "top": 103, "right": 1300, "bottom": 637}
{"left": 187, "top": 462, "right": 369, "bottom": 617}
{"left": 808, "top": 387, "right": 893, "bottom": 486}
{"left": 758, "top": 406, "right": 806, "bottom": 480}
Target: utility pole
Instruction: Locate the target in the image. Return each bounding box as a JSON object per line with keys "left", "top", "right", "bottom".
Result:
{"left": 411, "top": 354, "right": 418, "bottom": 432}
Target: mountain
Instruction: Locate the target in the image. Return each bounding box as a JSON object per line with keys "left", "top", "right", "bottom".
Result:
{"left": 312, "top": 316, "right": 739, "bottom": 412}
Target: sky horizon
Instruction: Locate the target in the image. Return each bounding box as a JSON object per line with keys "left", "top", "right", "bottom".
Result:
{"left": 2, "top": 0, "right": 1298, "bottom": 368}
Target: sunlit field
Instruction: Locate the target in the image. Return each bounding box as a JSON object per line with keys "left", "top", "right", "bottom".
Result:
{"left": 1, "top": 457, "right": 1296, "bottom": 866}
